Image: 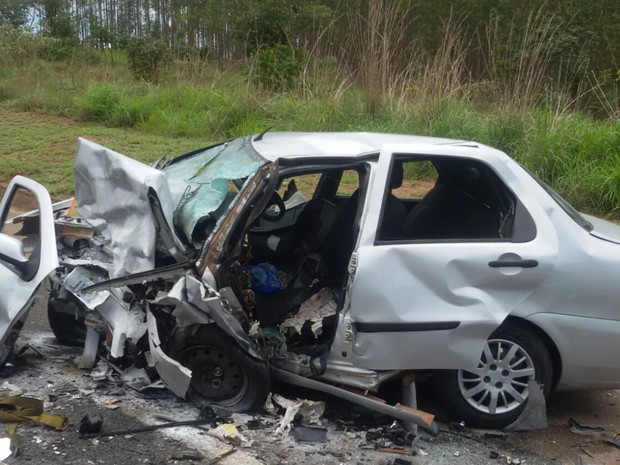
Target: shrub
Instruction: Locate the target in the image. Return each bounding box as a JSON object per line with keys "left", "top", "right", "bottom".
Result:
{"left": 126, "top": 37, "right": 168, "bottom": 82}
{"left": 252, "top": 44, "right": 304, "bottom": 91}
{"left": 0, "top": 25, "right": 50, "bottom": 68}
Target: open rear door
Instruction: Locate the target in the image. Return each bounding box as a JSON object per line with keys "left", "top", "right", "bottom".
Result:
{"left": 0, "top": 176, "right": 58, "bottom": 364}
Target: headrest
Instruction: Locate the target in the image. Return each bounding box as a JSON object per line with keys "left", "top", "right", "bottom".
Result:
{"left": 456, "top": 166, "right": 480, "bottom": 188}
{"left": 389, "top": 162, "right": 403, "bottom": 189}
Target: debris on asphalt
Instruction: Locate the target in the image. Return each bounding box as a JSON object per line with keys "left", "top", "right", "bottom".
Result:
{"left": 272, "top": 394, "right": 325, "bottom": 435}
{"left": 391, "top": 458, "right": 413, "bottom": 465}
{"left": 205, "top": 448, "right": 237, "bottom": 465}
{"left": 377, "top": 447, "right": 415, "bottom": 456}
{"left": 245, "top": 418, "right": 265, "bottom": 430}
{"left": 0, "top": 390, "right": 67, "bottom": 430}
{"left": 569, "top": 417, "right": 620, "bottom": 448}
{"left": 293, "top": 425, "right": 328, "bottom": 443}
{"left": 170, "top": 448, "right": 205, "bottom": 461}
{"left": 78, "top": 414, "right": 103, "bottom": 435}
{"left": 208, "top": 423, "right": 245, "bottom": 446}
{"left": 79, "top": 418, "right": 214, "bottom": 438}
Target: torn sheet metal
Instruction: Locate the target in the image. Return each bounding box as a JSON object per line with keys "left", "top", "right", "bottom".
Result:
{"left": 74, "top": 138, "right": 181, "bottom": 277}
{"left": 78, "top": 326, "right": 100, "bottom": 369}
{"left": 83, "top": 261, "right": 194, "bottom": 294}
{"left": 62, "top": 258, "right": 116, "bottom": 275}
{"left": 64, "top": 267, "right": 147, "bottom": 359}
{"left": 272, "top": 394, "right": 325, "bottom": 436}
{"left": 151, "top": 278, "right": 212, "bottom": 326}
{"left": 60, "top": 239, "right": 115, "bottom": 274}
{"left": 146, "top": 308, "right": 191, "bottom": 398}
{"left": 94, "top": 298, "right": 147, "bottom": 359}
{"left": 505, "top": 381, "right": 548, "bottom": 431}
{"left": 119, "top": 366, "right": 155, "bottom": 391}
{"left": 63, "top": 268, "right": 109, "bottom": 310}
{"left": 152, "top": 275, "right": 262, "bottom": 360}
{"left": 569, "top": 418, "right": 620, "bottom": 448}
{"left": 279, "top": 287, "right": 337, "bottom": 337}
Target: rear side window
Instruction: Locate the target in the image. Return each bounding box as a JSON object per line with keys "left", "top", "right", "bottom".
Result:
{"left": 377, "top": 156, "right": 535, "bottom": 242}
{"left": 335, "top": 169, "right": 360, "bottom": 197}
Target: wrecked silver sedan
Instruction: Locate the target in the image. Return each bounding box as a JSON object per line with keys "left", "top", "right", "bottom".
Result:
{"left": 35, "top": 132, "right": 620, "bottom": 429}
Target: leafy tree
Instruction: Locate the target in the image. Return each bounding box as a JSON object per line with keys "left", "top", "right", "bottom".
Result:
{"left": 89, "top": 15, "right": 116, "bottom": 49}
{"left": 0, "top": 0, "right": 29, "bottom": 28}
{"left": 233, "top": 0, "right": 292, "bottom": 54}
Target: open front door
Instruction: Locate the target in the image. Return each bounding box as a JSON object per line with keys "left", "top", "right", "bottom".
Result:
{"left": 0, "top": 176, "right": 58, "bottom": 364}
{"left": 346, "top": 144, "right": 558, "bottom": 371}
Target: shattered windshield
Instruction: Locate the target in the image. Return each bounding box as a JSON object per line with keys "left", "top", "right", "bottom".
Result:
{"left": 163, "top": 137, "right": 266, "bottom": 243}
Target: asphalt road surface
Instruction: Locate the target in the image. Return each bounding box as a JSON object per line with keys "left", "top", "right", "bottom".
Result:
{"left": 6, "top": 287, "right": 618, "bottom": 465}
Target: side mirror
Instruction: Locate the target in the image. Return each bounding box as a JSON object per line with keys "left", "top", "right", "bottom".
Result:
{"left": 0, "top": 233, "right": 28, "bottom": 267}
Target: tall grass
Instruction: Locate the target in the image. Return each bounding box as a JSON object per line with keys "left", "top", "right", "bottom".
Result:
{"left": 1, "top": 18, "right": 619, "bottom": 217}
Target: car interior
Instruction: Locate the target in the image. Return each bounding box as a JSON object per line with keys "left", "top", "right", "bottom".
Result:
{"left": 378, "top": 157, "right": 518, "bottom": 242}
{"left": 210, "top": 155, "right": 529, "bottom": 375}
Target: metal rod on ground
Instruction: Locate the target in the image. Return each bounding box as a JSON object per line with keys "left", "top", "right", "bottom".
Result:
{"left": 272, "top": 367, "right": 439, "bottom": 436}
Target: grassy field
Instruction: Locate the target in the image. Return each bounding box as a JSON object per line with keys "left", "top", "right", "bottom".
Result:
{"left": 2, "top": 104, "right": 620, "bottom": 219}
{"left": 0, "top": 109, "right": 208, "bottom": 198}
{"left": 1, "top": 51, "right": 620, "bottom": 217}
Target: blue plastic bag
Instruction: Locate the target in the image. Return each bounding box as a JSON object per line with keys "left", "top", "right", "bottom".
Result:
{"left": 246, "top": 263, "right": 285, "bottom": 294}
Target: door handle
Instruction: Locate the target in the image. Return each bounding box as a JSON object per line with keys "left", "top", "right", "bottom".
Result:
{"left": 488, "top": 259, "right": 538, "bottom": 268}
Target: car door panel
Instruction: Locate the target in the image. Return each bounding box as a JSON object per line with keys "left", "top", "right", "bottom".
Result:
{"left": 0, "top": 176, "right": 58, "bottom": 364}
{"left": 346, "top": 145, "right": 559, "bottom": 371}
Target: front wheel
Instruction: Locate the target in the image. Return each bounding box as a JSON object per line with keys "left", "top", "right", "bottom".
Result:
{"left": 167, "top": 324, "right": 270, "bottom": 413}
{"left": 436, "top": 324, "right": 553, "bottom": 428}
{"left": 47, "top": 286, "right": 87, "bottom": 346}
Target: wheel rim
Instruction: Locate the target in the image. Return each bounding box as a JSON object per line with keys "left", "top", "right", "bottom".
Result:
{"left": 178, "top": 345, "right": 248, "bottom": 405}
{"left": 457, "top": 338, "right": 535, "bottom": 415}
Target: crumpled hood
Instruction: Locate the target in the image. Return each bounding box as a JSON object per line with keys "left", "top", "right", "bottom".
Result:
{"left": 74, "top": 138, "right": 179, "bottom": 277}
{"left": 584, "top": 214, "right": 620, "bottom": 245}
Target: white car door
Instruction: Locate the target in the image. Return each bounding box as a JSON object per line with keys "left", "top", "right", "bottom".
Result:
{"left": 0, "top": 176, "right": 58, "bottom": 364}
{"left": 346, "top": 144, "right": 558, "bottom": 371}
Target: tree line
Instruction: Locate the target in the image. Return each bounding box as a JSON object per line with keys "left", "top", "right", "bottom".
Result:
{"left": 1, "top": 0, "right": 619, "bottom": 109}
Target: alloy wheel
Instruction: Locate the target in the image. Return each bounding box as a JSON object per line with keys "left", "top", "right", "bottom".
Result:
{"left": 457, "top": 338, "right": 536, "bottom": 415}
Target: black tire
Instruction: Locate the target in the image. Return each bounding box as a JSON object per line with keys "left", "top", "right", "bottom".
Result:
{"left": 167, "top": 324, "right": 270, "bottom": 413}
{"left": 47, "top": 288, "right": 87, "bottom": 346}
{"left": 436, "top": 323, "right": 553, "bottom": 429}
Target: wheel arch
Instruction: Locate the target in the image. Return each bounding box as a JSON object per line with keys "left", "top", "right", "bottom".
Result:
{"left": 502, "top": 315, "right": 562, "bottom": 391}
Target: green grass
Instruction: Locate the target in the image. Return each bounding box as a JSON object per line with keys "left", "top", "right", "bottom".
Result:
{"left": 0, "top": 109, "right": 207, "bottom": 198}
{"left": 1, "top": 56, "right": 620, "bottom": 218}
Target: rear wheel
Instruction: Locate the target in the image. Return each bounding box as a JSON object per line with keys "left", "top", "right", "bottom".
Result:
{"left": 436, "top": 323, "right": 553, "bottom": 428}
{"left": 168, "top": 324, "right": 269, "bottom": 412}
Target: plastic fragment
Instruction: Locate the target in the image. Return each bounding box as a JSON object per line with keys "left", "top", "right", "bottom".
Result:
{"left": 293, "top": 426, "right": 327, "bottom": 443}
{"left": 208, "top": 424, "right": 244, "bottom": 446}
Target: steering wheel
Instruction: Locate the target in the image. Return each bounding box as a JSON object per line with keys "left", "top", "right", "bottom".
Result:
{"left": 260, "top": 192, "right": 286, "bottom": 222}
